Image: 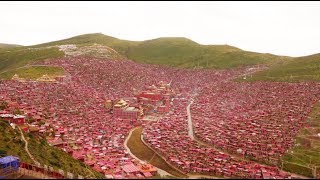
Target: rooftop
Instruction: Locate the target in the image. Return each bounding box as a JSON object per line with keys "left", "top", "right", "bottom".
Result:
{"left": 125, "top": 107, "right": 136, "bottom": 111}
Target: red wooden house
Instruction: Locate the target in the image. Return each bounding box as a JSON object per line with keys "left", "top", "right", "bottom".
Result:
{"left": 12, "top": 115, "right": 26, "bottom": 125}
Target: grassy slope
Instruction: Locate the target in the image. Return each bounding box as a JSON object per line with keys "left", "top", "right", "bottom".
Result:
{"left": 279, "top": 103, "right": 320, "bottom": 177}
{"left": 33, "top": 33, "right": 285, "bottom": 69}
{"left": 126, "top": 37, "right": 283, "bottom": 69}
{"left": 0, "top": 119, "right": 104, "bottom": 178}
{"left": 0, "top": 66, "right": 65, "bottom": 80}
{"left": 33, "top": 33, "right": 137, "bottom": 56}
{"left": 0, "top": 43, "right": 22, "bottom": 49}
{"left": 0, "top": 120, "right": 31, "bottom": 164}
{"left": 0, "top": 47, "right": 64, "bottom": 73}
{"left": 243, "top": 53, "right": 320, "bottom": 82}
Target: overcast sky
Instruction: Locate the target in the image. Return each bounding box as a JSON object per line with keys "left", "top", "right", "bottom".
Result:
{"left": 1, "top": 1, "right": 320, "bottom": 57}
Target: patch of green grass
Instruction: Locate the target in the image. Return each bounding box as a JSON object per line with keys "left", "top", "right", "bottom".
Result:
{"left": 0, "top": 119, "right": 33, "bottom": 164}
{"left": 0, "top": 43, "right": 22, "bottom": 49}
{"left": 126, "top": 38, "right": 282, "bottom": 69}
{"left": 32, "top": 33, "right": 286, "bottom": 69}
{"left": 0, "top": 66, "right": 65, "bottom": 80}
{"left": 282, "top": 161, "right": 313, "bottom": 177}
{"left": 0, "top": 47, "right": 64, "bottom": 73}
{"left": 243, "top": 53, "right": 320, "bottom": 82}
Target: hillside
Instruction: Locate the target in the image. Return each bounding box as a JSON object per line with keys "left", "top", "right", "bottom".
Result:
{"left": 0, "top": 43, "right": 22, "bottom": 49}
{"left": 0, "top": 41, "right": 122, "bottom": 76}
{"left": 242, "top": 53, "right": 320, "bottom": 82}
{"left": 0, "top": 119, "right": 104, "bottom": 178}
{"left": 31, "top": 33, "right": 287, "bottom": 69}
{"left": 0, "top": 47, "right": 64, "bottom": 73}
{"left": 0, "top": 66, "right": 65, "bottom": 80}
{"left": 125, "top": 37, "right": 286, "bottom": 68}
{"left": 4, "top": 33, "right": 320, "bottom": 82}
{"left": 33, "top": 33, "right": 138, "bottom": 56}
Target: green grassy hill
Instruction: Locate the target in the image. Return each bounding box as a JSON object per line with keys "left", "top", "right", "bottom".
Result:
{"left": 2, "top": 33, "right": 320, "bottom": 81}
{"left": 33, "top": 33, "right": 138, "bottom": 56}
{"left": 243, "top": 53, "right": 320, "bottom": 82}
{"left": 0, "top": 47, "right": 64, "bottom": 74}
{"left": 0, "top": 119, "right": 104, "bottom": 178}
{"left": 0, "top": 43, "right": 22, "bottom": 49}
{"left": 125, "top": 37, "right": 285, "bottom": 68}
{"left": 0, "top": 66, "right": 65, "bottom": 80}
{"left": 32, "top": 33, "right": 287, "bottom": 69}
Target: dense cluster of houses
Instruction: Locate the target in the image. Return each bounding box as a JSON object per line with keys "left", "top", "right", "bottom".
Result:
{"left": 0, "top": 56, "right": 317, "bottom": 178}
{"left": 191, "top": 81, "right": 320, "bottom": 164}
{"left": 142, "top": 98, "right": 294, "bottom": 179}
{"left": 105, "top": 80, "right": 174, "bottom": 120}
{"left": 0, "top": 57, "right": 204, "bottom": 178}
{"left": 0, "top": 80, "right": 153, "bottom": 178}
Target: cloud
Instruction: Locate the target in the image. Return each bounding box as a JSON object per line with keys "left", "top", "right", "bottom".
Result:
{"left": 0, "top": 1, "right": 320, "bottom": 56}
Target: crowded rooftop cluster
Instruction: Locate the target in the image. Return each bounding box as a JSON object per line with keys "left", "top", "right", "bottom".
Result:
{"left": 0, "top": 56, "right": 318, "bottom": 178}
{"left": 142, "top": 97, "right": 294, "bottom": 179}
{"left": 191, "top": 81, "right": 320, "bottom": 164}
{"left": 0, "top": 57, "right": 233, "bottom": 178}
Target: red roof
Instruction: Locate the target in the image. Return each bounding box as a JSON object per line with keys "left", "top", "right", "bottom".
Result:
{"left": 143, "top": 172, "right": 153, "bottom": 177}
{"left": 122, "top": 163, "right": 140, "bottom": 173}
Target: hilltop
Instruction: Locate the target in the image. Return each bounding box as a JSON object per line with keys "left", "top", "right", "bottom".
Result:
{"left": 242, "top": 53, "right": 320, "bottom": 82}
{"left": 0, "top": 47, "right": 64, "bottom": 73}
{"left": 2, "top": 33, "right": 320, "bottom": 82}
{"left": 32, "top": 33, "right": 288, "bottom": 69}
{"left": 0, "top": 33, "right": 289, "bottom": 73}
{"left": 0, "top": 43, "right": 22, "bottom": 49}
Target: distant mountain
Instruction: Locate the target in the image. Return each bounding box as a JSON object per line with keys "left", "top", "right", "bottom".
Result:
{"left": 4, "top": 33, "right": 320, "bottom": 82}
{"left": 0, "top": 43, "right": 22, "bottom": 48}
{"left": 243, "top": 53, "right": 320, "bottom": 82}
{"left": 0, "top": 46, "right": 64, "bottom": 73}
{"left": 33, "top": 33, "right": 288, "bottom": 69}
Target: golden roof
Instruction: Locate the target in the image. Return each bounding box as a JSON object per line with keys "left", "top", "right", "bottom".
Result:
{"left": 118, "top": 99, "right": 127, "bottom": 104}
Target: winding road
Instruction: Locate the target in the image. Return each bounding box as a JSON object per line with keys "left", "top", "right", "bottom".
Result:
{"left": 187, "top": 88, "right": 198, "bottom": 140}
{"left": 185, "top": 88, "right": 308, "bottom": 179}
{"left": 124, "top": 127, "right": 173, "bottom": 177}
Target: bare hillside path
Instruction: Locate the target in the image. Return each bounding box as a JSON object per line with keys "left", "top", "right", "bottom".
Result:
{"left": 17, "top": 127, "right": 40, "bottom": 166}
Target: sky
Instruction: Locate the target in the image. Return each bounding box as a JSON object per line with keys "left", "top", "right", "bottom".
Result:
{"left": 1, "top": 1, "right": 320, "bottom": 57}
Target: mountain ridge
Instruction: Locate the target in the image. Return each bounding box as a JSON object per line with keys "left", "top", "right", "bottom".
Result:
{"left": 1, "top": 32, "right": 320, "bottom": 82}
{"left": 30, "top": 33, "right": 288, "bottom": 69}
